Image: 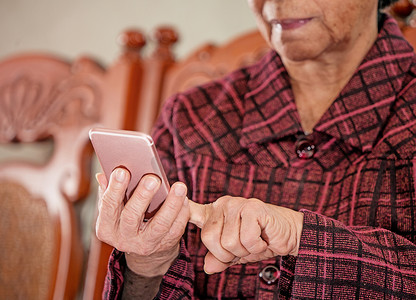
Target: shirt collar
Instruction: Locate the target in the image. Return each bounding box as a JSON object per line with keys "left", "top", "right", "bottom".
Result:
{"left": 240, "top": 16, "right": 415, "bottom": 152}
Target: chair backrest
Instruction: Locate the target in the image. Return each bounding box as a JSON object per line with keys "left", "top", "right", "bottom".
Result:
{"left": 0, "top": 30, "right": 146, "bottom": 299}
{"left": 160, "top": 29, "right": 269, "bottom": 102}
{"left": 0, "top": 55, "right": 102, "bottom": 300}
{"left": 389, "top": 1, "right": 416, "bottom": 47}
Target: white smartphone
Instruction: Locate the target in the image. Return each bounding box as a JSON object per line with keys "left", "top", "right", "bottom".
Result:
{"left": 89, "top": 127, "right": 170, "bottom": 220}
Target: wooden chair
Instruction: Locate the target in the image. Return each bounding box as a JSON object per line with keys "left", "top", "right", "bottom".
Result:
{"left": 159, "top": 29, "right": 269, "bottom": 106}
{"left": 0, "top": 29, "right": 147, "bottom": 299}
{"left": 388, "top": 0, "right": 416, "bottom": 46}
{"left": 80, "top": 28, "right": 180, "bottom": 299}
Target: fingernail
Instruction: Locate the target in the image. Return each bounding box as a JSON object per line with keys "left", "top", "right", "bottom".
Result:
{"left": 144, "top": 176, "right": 158, "bottom": 190}
{"left": 115, "top": 169, "right": 126, "bottom": 182}
{"left": 174, "top": 184, "right": 186, "bottom": 196}
{"left": 204, "top": 265, "right": 213, "bottom": 275}
{"left": 95, "top": 173, "right": 106, "bottom": 190}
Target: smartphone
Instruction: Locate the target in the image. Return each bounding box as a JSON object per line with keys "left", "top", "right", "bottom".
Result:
{"left": 89, "top": 127, "right": 170, "bottom": 220}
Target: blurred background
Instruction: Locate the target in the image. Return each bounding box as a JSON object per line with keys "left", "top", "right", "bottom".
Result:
{"left": 0, "top": 2, "right": 259, "bottom": 298}
{"left": 0, "top": 0, "right": 258, "bottom": 65}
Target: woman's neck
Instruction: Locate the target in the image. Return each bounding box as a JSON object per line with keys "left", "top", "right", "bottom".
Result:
{"left": 283, "top": 27, "right": 378, "bottom": 133}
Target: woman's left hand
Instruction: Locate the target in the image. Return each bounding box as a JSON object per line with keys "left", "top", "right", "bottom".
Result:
{"left": 188, "top": 196, "right": 304, "bottom": 274}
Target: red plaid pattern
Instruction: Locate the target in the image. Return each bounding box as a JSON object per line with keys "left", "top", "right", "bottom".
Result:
{"left": 104, "top": 15, "right": 416, "bottom": 299}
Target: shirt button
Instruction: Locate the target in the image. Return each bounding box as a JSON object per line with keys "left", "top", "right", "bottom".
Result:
{"left": 259, "top": 265, "right": 280, "bottom": 285}
{"left": 295, "top": 135, "right": 316, "bottom": 159}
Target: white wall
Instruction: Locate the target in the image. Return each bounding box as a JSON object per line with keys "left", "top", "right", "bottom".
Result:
{"left": 0, "top": 0, "right": 258, "bottom": 65}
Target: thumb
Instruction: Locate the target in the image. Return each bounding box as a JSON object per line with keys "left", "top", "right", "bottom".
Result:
{"left": 188, "top": 199, "right": 207, "bottom": 228}
{"left": 203, "top": 251, "right": 230, "bottom": 274}
{"left": 95, "top": 172, "right": 108, "bottom": 190}
{"left": 95, "top": 172, "right": 108, "bottom": 202}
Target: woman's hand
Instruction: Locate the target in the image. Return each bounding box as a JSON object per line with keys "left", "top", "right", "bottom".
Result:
{"left": 188, "top": 196, "right": 303, "bottom": 274}
{"left": 95, "top": 168, "right": 190, "bottom": 277}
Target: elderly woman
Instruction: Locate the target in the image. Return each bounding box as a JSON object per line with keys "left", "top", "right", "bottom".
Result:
{"left": 96, "top": 0, "right": 416, "bottom": 298}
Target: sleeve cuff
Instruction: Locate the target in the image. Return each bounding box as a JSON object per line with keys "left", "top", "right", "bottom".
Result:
{"left": 103, "top": 238, "right": 194, "bottom": 300}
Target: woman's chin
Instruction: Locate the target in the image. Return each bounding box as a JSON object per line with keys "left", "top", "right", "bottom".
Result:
{"left": 278, "top": 47, "right": 322, "bottom": 63}
{"left": 271, "top": 38, "right": 322, "bottom": 62}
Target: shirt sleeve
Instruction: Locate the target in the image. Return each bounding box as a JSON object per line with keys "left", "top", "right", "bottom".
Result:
{"left": 102, "top": 238, "right": 194, "bottom": 299}
{"left": 286, "top": 209, "right": 416, "bottom": 298}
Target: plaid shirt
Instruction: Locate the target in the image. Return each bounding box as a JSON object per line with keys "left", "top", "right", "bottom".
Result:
{"left": 104, "top": 15, "right": 416, "bottom": 299}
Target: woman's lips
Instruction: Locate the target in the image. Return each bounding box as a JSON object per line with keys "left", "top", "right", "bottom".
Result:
{"left": 271, "top": 18, "right": 312, "bottom": 30}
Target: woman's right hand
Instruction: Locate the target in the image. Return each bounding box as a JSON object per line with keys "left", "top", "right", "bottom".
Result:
{"left": 95, "top": 168, "right": 190, "bottom": 277}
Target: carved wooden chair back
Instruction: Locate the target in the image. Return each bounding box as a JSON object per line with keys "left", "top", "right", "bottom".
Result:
{"left": 81, "top": 30, "right": 149, "bottom": 300}
{"left": 388, "top": 0, "right": 416, "bottom": 47}
{"left": 0, "top": 31, "right": 145, "bottom": 299}
{"left": 160, "top": 30, "right": 269, "bottom": 103}
{"left": 0, "top": 54, "right": 103, "bottom": 300}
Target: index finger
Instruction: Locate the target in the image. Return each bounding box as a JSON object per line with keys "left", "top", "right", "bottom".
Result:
{"left": 146, "top": 182, "right": 189, "bottom": 235}
{"left": 188, "top": 200, "right": 207, "bottom": 228}
{"left": 119, "top": 174, "right": 161, "bottom": 238}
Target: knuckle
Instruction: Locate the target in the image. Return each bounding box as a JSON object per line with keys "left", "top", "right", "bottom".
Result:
{"left": 247, "top": 197, "right": 262, "bottom": 207}
{"left": 168, "top": 216, "right": 188, "bottom": 239}
{"left": 101, "top": 192, "right": 122, "bottom": 209}
{"left": 101, "top": 203, "right": 118, "bottom": 216}
{"left": 151, "top": 218, "right": 171, "bottom": 234}
{"left": 224, "top": 199, "right": 237, "bottom": 211}
{"left": 133, "top": 187, "right": 156, "bottom": 201}
{"left": 121, "top": 213, "right": 138, "bottom": 228}
{"left": 95, "top": 225, "right": 112, "bottom": 245}
{"left": 116, "top": 240, "right": 130, "bottom": 253}
{"left": 241, "top": 235, "right": 255, "bottom": 250}
{"left": 168, "top": 226, "right": 184, "bottom": 239}
{"left": 108, "top": 179, "right": 127, "bottom": 195}
{"left": 241, "top": 236, "right": 263, "bottom": 253}
{"left": 241, "top": 200, "right": 262, "bottom": 216}
{"left": 216, "top": 195, "right": 232, "bottom": 205}
{"left": 216, "top": 195, "right": 245, "bottom": 212}
{"left": 221, "top": 238, "right": 238, "bottom": 251}
{"left": 123, "top": 203, "right": 145, "bottom": 219}
{"left": 95, "top": 227, "right": 104, "bottom": 241}
{"left": 201, "top": 230, "right": 217, "bottom": 247}
{"left": 163, "top": 196, "right": 182, "bottom": 213}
